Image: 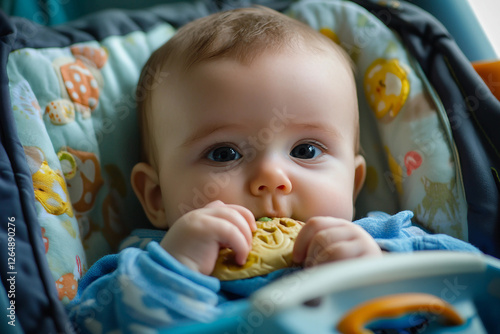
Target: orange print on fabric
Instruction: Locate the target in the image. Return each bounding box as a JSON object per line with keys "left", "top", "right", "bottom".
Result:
{"left": 56, "top": 273, "right": 78, "bottom": 301}
{"left": 45, "top": 99, "right": 75, "bottom": 125}
{"left": 64, "top": 147, "right": 104, "bottom": 213}
{"left": 60, "top": 59, "right": 99, "bottom": 117}
{"left": 70, "top": 46, "right": 108, "bottom": 69}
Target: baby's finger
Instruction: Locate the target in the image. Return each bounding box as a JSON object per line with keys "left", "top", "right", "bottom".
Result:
{"left": 307, "top": 231, "right": 383, "bottom": 267}
{"left": 306, "top": 239, "right": 366, "bottom": 267}
{"left": 204, "top": 203, "right": 254, "bottom": 247}
{"left": 225, "top": 204, "right": 257, "bottom": 232}
{"left": 305, "top": 225, "right": 361, "bottom": 256}
{"left": 293, "top": 217, "right": 346, "bottom": 264}
{"left": 215, "top": 222, "right": 251, "bottom": 265}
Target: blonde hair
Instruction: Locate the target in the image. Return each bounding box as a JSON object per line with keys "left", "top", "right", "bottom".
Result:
{"left": 136, "top": 6, "right": 356, "bottom": 165}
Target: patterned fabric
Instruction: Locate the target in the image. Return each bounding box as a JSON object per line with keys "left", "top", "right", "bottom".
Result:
{"left": 8, "top": 23, "right": 176, "bottom": 304}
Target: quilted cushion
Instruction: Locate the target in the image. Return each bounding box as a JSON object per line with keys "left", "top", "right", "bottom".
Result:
{"left": 6, "top": 0, "right": 470, "bottom": 307}
{"left": 8, "top": 21, "right": 175, "bottom": 303}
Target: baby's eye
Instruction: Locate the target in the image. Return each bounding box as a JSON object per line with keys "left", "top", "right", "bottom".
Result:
{"left": 290, "top": 143, "right": 323, "bottom": 160}
{"left": 207, "top": 146, "right": 242, "bottom": 162}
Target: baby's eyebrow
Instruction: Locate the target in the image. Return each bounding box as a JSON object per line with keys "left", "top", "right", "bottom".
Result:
{"left": 181, "top": 123, "right": 244, "bottom": 147}
{"left": 291, "top": 122, "right": 344, "bottom": 139}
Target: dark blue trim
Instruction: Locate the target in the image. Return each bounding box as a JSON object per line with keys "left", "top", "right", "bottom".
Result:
{"left": 7, "top": 1, "right": 216, "bottom": 51}
{"left": 0, "top": 9, "right": 74, "bottom": 333}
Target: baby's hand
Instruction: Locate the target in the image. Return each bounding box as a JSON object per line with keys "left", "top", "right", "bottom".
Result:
{"left": 159, "top": 201, "right": 257, "bottom": 275}
{"left": 293, "top": 217, "right": 382, "bottom": 267}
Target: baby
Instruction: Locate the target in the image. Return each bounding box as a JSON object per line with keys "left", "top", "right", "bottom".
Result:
{"left": 68, "top": 6, "right": 480, "bottom": 333}
{"left": 131, "top": 5, "right": 378, "bottom": 274}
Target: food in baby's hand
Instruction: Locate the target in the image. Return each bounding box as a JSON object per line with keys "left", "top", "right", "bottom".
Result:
{"left": 211, "top": 217, "right": 305, "bottom": 280}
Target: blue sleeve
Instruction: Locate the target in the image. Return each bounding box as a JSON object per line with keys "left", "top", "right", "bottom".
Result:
{"left": 354, "top": 211, "right": 481, "bottom": 253}
{"left": 67, "top": 241, "right": 222, "bottom": 333}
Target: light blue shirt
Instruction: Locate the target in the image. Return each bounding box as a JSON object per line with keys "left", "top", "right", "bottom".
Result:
{"left": 67, "top": 211, "right": 480, "bottom": 333}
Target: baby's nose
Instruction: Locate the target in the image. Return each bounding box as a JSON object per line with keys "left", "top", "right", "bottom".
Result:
{"left": 250, "top": 160, "right": 292, "bottom": 196}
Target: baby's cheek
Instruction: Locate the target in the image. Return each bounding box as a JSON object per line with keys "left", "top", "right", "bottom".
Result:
{"left": 300, "top": 184, "right": 354, "bottom": 221}
{"left": 186, "top": 175, "right": 244, "bottom": 208}
{"left": 209, "top": 171, "right": 248, "bottom": 198}
{"left": 214, "top": 188, "right": 246, "bottom": 207}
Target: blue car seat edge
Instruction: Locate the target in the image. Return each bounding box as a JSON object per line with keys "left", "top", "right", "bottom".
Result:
{"left": 0, "top": 10, "right": 73, "bottom": 333}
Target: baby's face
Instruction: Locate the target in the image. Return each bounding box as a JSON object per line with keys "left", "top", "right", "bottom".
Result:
{"left": 150, "top": 50, "right": 364, "bottom": 226}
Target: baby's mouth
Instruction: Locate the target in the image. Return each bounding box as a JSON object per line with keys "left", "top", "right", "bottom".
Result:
{"left": 259, "top": 211, "right": 287, "bottom": 219}
{"left": 256, "top": 198, "right": 290, "bottom": 219}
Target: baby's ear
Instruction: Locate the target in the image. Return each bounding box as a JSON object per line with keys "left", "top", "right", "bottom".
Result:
{"left": 353, "top": 154, "right": 366, "bottom": 201}
{"left": 131, "top": 162, "right": 168, "bottom": 229}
